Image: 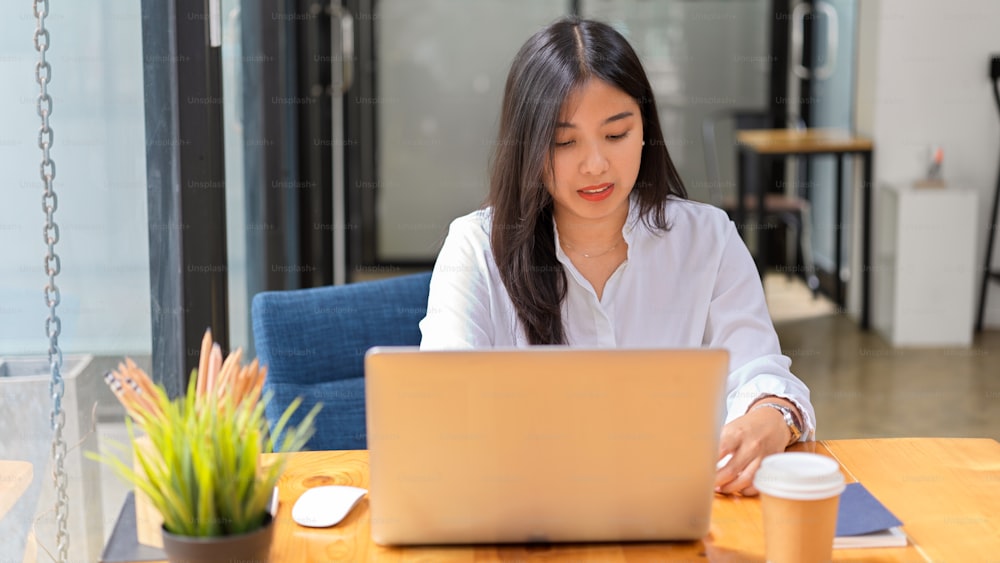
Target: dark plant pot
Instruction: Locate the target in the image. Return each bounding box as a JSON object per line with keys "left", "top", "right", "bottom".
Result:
{"left": 160, "top": 515, "right": 274, "bottom": 563}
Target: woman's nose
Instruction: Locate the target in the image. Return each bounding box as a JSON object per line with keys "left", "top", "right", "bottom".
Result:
{"left": 580, "top": 142, "right": 609, "bottom": 176}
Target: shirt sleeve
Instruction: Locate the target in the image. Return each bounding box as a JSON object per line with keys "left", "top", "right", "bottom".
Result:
{"left": 419, "top": 216, "right": 495, "bottom": 350}
{"left": 703, "top": 221, "right": 817, "bottom": 441}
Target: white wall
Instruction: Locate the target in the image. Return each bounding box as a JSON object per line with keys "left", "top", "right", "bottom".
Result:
{"left": 855, "top": 0, "right": 1000, "bottom": 329}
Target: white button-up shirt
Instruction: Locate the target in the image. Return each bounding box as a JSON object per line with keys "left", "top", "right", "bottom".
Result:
{"left": 419, "top": 197, "right": 815, "bottom": 440}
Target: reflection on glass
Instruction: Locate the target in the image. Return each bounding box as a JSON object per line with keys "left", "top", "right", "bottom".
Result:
{"left": 222, "top": 0, "right": 250, "bottom": 353}
{"left": 582, "top": 0, "right": 771, "bottom": 202}
{"left": 376, "top": 0, "right": 566, "bottom": 261}
{"left": 802, "top": 0, "right": 857, "bottom": 278}
{"left": 0, "top": 2, "right": 149, "bottom": 560}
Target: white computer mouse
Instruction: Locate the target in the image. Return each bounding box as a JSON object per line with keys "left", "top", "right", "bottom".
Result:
{"left": 291, "top": 485, "right": 368, "bottom": 528}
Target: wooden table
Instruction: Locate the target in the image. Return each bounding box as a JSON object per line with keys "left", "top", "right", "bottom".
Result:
{"left": 736, "top": 128, "right": 874, "bottom": 327}
{"left": 123, "top": 438, "right": 1000, "bottom": 562}
{"left": 0, "top": 460, "right": 32, "bottom": 521}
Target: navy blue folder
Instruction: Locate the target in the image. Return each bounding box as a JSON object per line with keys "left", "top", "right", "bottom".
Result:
{"left": 836, "top": 482, "right": 903, "bottom": 537}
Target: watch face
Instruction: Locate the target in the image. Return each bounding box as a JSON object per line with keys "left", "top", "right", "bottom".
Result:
{"left": 788, "top": 409, "right": 804, "bottom": 434}
{"left": 778, "top": 406, "right": 802, "bottom": 443}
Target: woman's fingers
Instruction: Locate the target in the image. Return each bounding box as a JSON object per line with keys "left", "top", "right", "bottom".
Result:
{"left": 715, "top": 408, "right": 790, "bottom": 495}
{"left": 714, "top": 417, "right": 752, "bottom": 491}
{"left": 714, "top": 456, "right": 740, "bottom": 492}
{"left": 715, "top": 447, "right": 755, "bottom": 494}
{"left": 720, "top": 455, "right": 763, "bottom": 495}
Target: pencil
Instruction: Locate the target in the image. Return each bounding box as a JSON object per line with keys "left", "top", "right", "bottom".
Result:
{"left": 103, "top": 371, "right": 142, "bottom": 419}
{"left": 124, "top": 358, "right": 158, "bottom": 399}
{"left": 225, "top": 364, "right": 249, "bottom": 402}
{"left": 229, "top": 366, "right": 245, "bottom": 404}
{"left": 239, "top": 358, "right": 260, "bottom": 402}
{"left": 206, "top": 343, "right": 223, "bottom": 396}
{"left": 196, "top": 328, "right": 212, "bottom": 397}
{"left": 216, "top": 347, "right": 243, "bottom": 395}
{"left": 113, "top": 369, "right": 149, "bottom": 419}
{"left": 248, "top": 365, "right": 267, "bottom": 405}
{"left": 124, "top": 376, "right": 160, "bottom": 418}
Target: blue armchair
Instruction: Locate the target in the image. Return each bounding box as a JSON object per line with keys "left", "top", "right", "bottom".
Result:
{"left": 251, "top": 272, "right": 432, "bottom": 451}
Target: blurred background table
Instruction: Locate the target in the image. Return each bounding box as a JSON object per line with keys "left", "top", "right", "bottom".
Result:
{"left": 737, "top": 128, "right": 874, "bottom": 327}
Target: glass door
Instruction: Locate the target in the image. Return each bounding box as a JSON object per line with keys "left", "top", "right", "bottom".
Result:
{"left": 790, "top": 0, "right": 858, "bottom": 302}
{"left": 344, "top": 0, "right": 789, "bottom": 271}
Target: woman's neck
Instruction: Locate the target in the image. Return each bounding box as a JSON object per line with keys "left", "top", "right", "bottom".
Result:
{"left": 553, "top": 202, "right": 630, "bottom": 253}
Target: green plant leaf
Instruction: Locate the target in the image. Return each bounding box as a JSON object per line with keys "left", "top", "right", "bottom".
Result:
{"left": 87, "top": 364, "right": 321, "bottom": 538}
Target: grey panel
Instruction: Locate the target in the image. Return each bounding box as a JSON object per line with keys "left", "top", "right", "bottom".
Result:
{"left": 376, "top": 0, "right": 566, "bottom": 261}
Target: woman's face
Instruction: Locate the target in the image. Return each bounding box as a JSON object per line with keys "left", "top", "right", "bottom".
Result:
{"left": 543, "top": 78, "right": 644, "bottom": 227}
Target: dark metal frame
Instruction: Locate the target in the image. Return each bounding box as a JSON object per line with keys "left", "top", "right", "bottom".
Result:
{"left": 975, "top": 58, "right": 1000, "bottom": 332}
{"left": 344, "top": 0, "right": 377, "bottom": 277}
{"left": 241, "top": 0, "right": 302, "bottom": 295}
{"left": 738, "top": 143, "right": 873, "bottom": 328}
{"left": 141, "top": 0, "right": 229, "bottom": 397}
{"left": 142, "top": 0, "right": 332, "bottom": 393}
{"left": 769, "top": 0, "right": 792, "bottom": 130}
{"left": 295, "top": 0, "right": 335, "bottom": 287}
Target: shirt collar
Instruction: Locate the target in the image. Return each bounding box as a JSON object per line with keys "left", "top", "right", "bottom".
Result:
{"left": 552, "top": 195, "right": 643, "bottom": 262}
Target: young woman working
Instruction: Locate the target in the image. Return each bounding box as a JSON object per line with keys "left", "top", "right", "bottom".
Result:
{"left": 419, "top": 18, "right": 815, "bottom": 496}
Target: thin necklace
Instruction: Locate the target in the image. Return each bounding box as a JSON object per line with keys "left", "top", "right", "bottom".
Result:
{"left": 561, "top": 235, "right": 623, "bottom": 259}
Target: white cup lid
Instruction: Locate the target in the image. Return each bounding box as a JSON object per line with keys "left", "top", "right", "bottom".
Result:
{"left": 753, "top": 452, "right": 846, "bottom": 500}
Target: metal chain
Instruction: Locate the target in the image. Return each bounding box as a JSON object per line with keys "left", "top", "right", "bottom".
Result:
{"left": 34, "top": 0, "right": 70, "bottom": 560}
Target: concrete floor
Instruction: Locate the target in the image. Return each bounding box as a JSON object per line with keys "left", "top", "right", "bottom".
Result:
{"left": 765, "top": 273, "right": 1000, "bottom": 440}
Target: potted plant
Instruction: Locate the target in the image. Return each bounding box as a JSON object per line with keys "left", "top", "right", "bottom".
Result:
{"left": 89, "top": 330, "right": 320, "bottom": 563}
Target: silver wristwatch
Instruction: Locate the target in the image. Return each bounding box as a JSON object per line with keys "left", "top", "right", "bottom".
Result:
{"left": 752, "top": 402, "right": 803, "bottom": 446}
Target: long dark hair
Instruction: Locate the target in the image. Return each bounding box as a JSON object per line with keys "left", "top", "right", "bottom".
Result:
{"left": 488, "top": 17, "right": 687, "bottom": 345}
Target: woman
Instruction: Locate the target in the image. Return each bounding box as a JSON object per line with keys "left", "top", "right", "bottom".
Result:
{"left": 419, "top": 17, "right": 815, "bottom": 496}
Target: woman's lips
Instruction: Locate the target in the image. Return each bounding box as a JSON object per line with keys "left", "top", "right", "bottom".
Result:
{"left": 577, "top": 183, "right": 614, "bottom": 202}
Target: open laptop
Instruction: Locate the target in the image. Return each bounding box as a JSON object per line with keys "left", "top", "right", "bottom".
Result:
{"left": 364, "top": 347, "right": 729, "bottom": 546}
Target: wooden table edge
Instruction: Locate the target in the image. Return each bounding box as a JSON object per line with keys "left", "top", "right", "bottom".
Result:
{"left": 736, "top": 128, "right": 873, "bottom": 154}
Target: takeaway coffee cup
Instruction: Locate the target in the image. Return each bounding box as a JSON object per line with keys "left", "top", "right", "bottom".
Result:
{"left": 753, "top": 452, "right": 845, "bottom": 563}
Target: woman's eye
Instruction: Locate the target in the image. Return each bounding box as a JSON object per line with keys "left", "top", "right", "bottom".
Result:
{"left": 554, "top": 140, "right": 575, "bottom": 147}
{"left": 607, "top": 131, "right": 629, "bottom": 141}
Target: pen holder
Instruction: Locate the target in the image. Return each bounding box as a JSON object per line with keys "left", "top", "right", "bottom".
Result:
{"left": 133, "top": 435, "right": 165, "bottom": 548}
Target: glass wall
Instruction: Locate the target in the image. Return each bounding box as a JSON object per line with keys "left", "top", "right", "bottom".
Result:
{"left": 371, "top": 0, "right": 772, "bottom": 263}
{"left": 0, "top": 2, "right": 859, "bottom": 560}
{"left": 222, "top": 0, "right": 251, "bottom": 353}
{"left": 0, "top": 2, "right": 148, "bottom": 560}
{"left": 0, "top": 5, "right": 150, "bottom": 357}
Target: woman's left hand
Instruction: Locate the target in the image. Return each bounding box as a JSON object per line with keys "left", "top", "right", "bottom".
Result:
{"left": 713, "top": 399, "right": 796, "bottom": 496}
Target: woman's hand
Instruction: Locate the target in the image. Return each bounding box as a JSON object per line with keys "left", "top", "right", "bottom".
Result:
{"left": 714, "top": 397, "right": 799, "bottom": 496}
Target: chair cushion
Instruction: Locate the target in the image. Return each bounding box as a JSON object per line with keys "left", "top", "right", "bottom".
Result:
{"left": 252, "top": 272, "right": 431, "bottom": 450}
{"left": 267, "top": 379, "right": 367, "bottom": 451}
